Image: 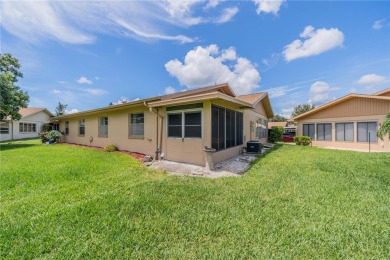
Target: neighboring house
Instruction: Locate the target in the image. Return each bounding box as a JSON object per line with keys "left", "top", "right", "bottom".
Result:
{"left": 268, "top": 121, "right": 297, "bottom": 135}
{"left": 0, "top": 107, "right": 53, "bottom": 141}
{"left": 292, "top": 88, "right": 390, "bottom": 152}
{"left": 54, "top": 83, "right": 274, "bottom": 166}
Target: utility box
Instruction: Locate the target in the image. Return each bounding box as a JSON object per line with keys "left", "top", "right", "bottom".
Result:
{"left": 247, "top": 141, "right": 261, "bottom": 153}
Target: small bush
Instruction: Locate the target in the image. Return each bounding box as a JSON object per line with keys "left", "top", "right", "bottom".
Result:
{"left": 294, "top": 136, "right": 312, "bottom": 146}
{"left": 269, "top": 126, "right": 284, "bottom": 143}
{"left": 40, "top": 130, "right": 63, "bottom": 143}
{"left": 104, "top": 145, "right": 118, "bottom": 152}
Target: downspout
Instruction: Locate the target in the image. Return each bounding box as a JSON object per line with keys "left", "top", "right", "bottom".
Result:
{"left": 144, "top": 101, "right": 164, "bottom": 160}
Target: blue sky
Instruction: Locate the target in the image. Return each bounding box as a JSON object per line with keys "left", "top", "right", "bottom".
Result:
{"left": 1, "top": 0, "right": 389, "bottom": 117}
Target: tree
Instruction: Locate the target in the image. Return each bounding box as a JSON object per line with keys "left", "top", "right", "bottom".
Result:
{"left": 0, "top": 53, "right": 29, "bottom": 120}
{"left": 378, "top": 112, "right": 390, "bottom": 140}
{"left": 270, "top": 115, "right": 288, "bottom": 122}
{"left": 291, "top": 104, "right": 315, "bottom": 118}
{"left": 55, "top": 102, "right": 68, "bottom": 116}
{"left": 269, "top": 126, "right": 284, "bottom": 143}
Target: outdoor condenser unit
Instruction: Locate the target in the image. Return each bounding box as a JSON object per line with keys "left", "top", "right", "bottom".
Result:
{"left": 247, "top": 141, "right": 261, "bottom": 153}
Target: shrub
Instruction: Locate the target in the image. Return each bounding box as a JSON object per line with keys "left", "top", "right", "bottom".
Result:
{"left": 269, "top": 126, "right": 284, "bottom": 143}
{"left": 294, "top": 136, "right": 312, "bottom": 146}
{"left": 40, "top": 130, "right": 63, "bottom": 143}
{"left": 104, "top": 145, "right": 118, "bottom": 152}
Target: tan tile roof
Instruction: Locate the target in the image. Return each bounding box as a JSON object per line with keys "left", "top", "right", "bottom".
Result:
{"left": 19, "top": 108, "right": 47, "bottom": 118}
{"left": 235, "top": 92, "right": 265, "bottom": 105}
{"left": 268, "top": 122, "right": 287, "bottom": 128}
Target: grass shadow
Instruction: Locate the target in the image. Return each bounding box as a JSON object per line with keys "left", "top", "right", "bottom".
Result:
{"left": 0, "top": 143, "right": 41, "bottom": 151}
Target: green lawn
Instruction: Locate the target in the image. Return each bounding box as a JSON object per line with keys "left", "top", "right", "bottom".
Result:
{"left": 1, "top": 139, "right": 389, "bottom": 258}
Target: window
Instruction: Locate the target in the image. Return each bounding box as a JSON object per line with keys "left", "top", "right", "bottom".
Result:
{"left": 336, "top": 123, "right": 353, "bottom": 142}
{"left": 357, "top": 122, "right": 377, "bottom": 142}
{"left": 130, "top": 113, "right": 144, "bottom": 137}
{"left": 99, "top": 117, "right": 108, "bottom": 137}
{"left": 19, "top": 123, "right": 36, "bottom": 133}
{"left": 167, "top": 111, "right": 202, "bottom": 138}
{"left": 317, "top": 123, "right": 332, "bottom": 141}
{"left": 0, "top": 122, "right": 9, "bottom": 134}
{"left": 211, "top": 105, "right": 243, "bottom": 151}
{"left": 79, "top": 119, "right": 85, "bottom": 135}
{"left": 303, "top": 124, "right": 315, "bottom": 140}
{"left": 184, "top": 112, "right": 201, "bottom": 138}
{"left": 53, "top": 123, "right": 59, "bottom": 131}
{"left": 65, "top": 121, "right": 69, "bottom": 135}
{"left": 256, "top": 118, "right": 268, "bottom": 139}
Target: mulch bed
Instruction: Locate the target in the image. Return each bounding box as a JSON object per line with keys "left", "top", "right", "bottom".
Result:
{"left": 64, "top": 143, "right": 145, "bottom": 162}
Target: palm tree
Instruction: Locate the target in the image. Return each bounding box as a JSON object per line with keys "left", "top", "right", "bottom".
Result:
{"left": 378, "top": 112, "right": 390, "bottom": 140}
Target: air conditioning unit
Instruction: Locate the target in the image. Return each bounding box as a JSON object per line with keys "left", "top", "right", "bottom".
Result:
{"left": 247, "top": 140, "right": 261, "bottom": 153}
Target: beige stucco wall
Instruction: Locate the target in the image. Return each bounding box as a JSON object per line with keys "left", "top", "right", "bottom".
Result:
{"left": 59, "top": 98, "right": 272, "bottom": 166}
{"left": 297, "top": 114, "right": 390, "bottom": 152}
{"left": 61, "top": 107, "right": 158, "bottom": 157}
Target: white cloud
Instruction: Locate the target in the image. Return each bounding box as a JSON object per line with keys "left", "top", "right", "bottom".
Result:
{"left": 254, "top": 0, "right": 284, "bottom": 15}
{"left": 0, "top": 1, "right": 195, "bottom": 44}
{"left": 0, "top": 1, "right": 94, "bottom": 44}
{"left": 309, "top": 81, "right": 337, "bottom": 104}
{"left": 164, "top": 86, "right": 176, "bottom": 95}
{"left": 162, "top": 0, "right": 205, "bottom": 26}
{"left": 65, "top": 108, "right": 79, "bottom": 114}
{"left": 114, "top": 18, "right": 193, "bottom": 44}
{"left": 283, "top": 25, "right": 344, "bottom": 62}
{"left": 84, "top": 88, "right": 108, "bottom": 96}
{"left": 356, "top": 74, "right": 387, "bottom": 86}
{"left": 205, "top": 0, "right": 222, "bottom": 9}
{"left": 372, "top": 19, "right": 386, "bottom": 30}
{"left": 1, "top": 1, "right": 241, "bottom": 45}
{"left": 214, "top": 7, "right": 239, "bottom": 24}
{"left": 165, "top": 44, "right": 260, "bottom": 95}
{"left": 77, "top": 76, "right": 92, "bottom": 85}
{"left": 280, "top": 107, "right": 294, "bottom": 119}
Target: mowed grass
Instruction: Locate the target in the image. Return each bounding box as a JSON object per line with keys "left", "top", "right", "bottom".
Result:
{"left": 1, "top": 139, "right": 390, "bottom": 258}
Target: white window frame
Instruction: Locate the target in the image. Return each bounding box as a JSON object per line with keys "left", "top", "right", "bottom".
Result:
{"left": 129, "top": 112, "right": 144, "bottom": 138}
{"left": 99, "top": 116, "right": 109, "bottom": 137}
{"left": 0, "top": 121, "right": 10, "bottom": 134}
{"left": 19, "top": 122, "right": 37, "bottom": 133}
{"left": 78, "top": 119, "right": 85, "bottom": 136}
{"left": 65, "top": 121, "right": 69, "bottom": 135}
{"left": 167, "top": 109, "right": 203, "bottom": 139}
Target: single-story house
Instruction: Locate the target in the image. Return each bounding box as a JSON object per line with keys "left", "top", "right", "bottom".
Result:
{"left": 0, "top": 107, "right": 53, "bottom": 141}
{"left": 268, "top": 121, "right": 297, "bottom": 135}
{"left": 292, "top": 88, "right": 390, "bottom": 152}
{"left": 54, "top": 83, "right": 274, "bottom": 166}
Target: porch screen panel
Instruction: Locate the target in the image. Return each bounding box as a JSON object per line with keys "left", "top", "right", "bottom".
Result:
{"left": 218, "top": 107, "right": 225, "bottom": 150}
{"left": 236, "top": 112, "right": 243, "bottom": 145}
{"left": 225, "top": 109, "right": 236, "bottom": 148}
{"left": 211, "top": 106, "right": 226, "bottom": 150}
{"left": 211, "top": 106, "right": 219, "bottom": 149}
